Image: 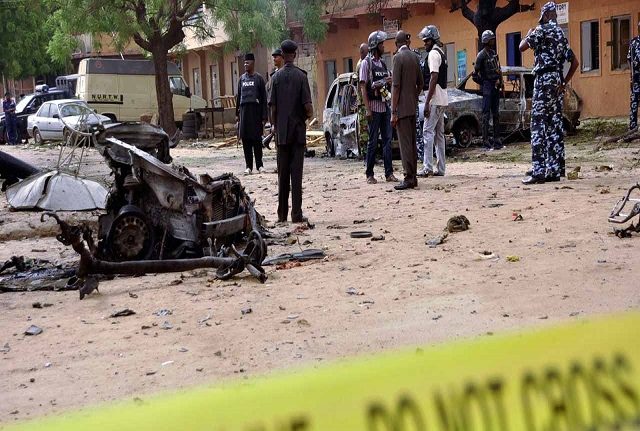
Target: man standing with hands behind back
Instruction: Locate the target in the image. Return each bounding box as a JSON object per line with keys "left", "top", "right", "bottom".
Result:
{"left": 391, "top": 30, "right": 423, "bottom": 190}
{"left": 269, "top": 40, "right": 313, "bottom": 223}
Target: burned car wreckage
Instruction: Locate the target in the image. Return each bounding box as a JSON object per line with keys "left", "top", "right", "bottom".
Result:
{"left": 36, "top": 122, "right": 268, "bottom": 299}
{"left": 323, "top": 66, "right": 582, "bottom": 157}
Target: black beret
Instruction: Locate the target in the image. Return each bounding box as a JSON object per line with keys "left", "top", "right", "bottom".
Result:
{"left": 281, "top": 39, "right": 298, "bottom": 54}
{"left": 272, "top": 48, "right": 283, "bottom": 57}
{"left": 244, "top": 53, "right": 255, "bottom": 61}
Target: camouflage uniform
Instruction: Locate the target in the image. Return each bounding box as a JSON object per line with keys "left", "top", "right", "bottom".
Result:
{"left": 629, "top": 35, "right": 640, "bottom": 131}
{"left": 355, "top": 58, "right": 369, "bottom": 158}
{"left": 525, "top": 21, "right": 575, "bottom": 179}
{"left": 414, "top": 50, "right": 425, "bottom": 161}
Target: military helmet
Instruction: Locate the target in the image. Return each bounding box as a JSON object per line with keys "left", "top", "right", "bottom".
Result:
{"left": 418, "top": 25, "right": 440, "bottom": 42}
{"left": 368, "top": 31, "right": 388, "bottom": 50}
{"left": 481, "top": 30, "right": 496, "bottom": 44}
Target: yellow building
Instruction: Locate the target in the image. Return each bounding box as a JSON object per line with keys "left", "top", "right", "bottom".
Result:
{"left": 180, "top": 5, "right": 273, "bottom": 107}
{"left": 290, "top": 0, "right": 640, "bottom": 120}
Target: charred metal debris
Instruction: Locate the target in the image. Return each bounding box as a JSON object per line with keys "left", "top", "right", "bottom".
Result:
{"left": 608, "top": 183, "right": 640, "bottom": 238}
{"left": 40, "top": 123, "right": 269, "bottom": 299}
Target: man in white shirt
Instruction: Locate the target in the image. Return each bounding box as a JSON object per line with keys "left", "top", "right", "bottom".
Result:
{"left": 418, "top": 25, "right": 448, "bottom": 177}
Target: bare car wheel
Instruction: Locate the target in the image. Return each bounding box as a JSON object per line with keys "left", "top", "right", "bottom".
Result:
{"left": 325, "top": 133, "right": 335, "bottom": 157}
{"left": 453, "top": 121, "right": 474, "bottom": 148}
{"left": 63, "top": 128, "right": 72, "bottom": 144}
{"left": 33, "top": 128, "right": 44, "bottom": 145}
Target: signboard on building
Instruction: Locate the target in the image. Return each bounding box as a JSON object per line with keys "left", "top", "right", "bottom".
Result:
{"left": 457, "top": 50, "right": 467, "bottom": 83}
{"left": 556, "top": 2, "right": 569, "bottom": 25}
{"left": 383, "top": 19, "right": 399, "bottom": 38}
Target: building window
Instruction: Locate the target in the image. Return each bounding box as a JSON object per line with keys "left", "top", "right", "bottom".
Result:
{"left": 192, "top": 67, "right": 201, "bottom": 97}
{"left": 231, "top": 61, "right": 239, "bottom": 95}
{"left": 343, "top": 58, "right": 354, "bottom": 73}
{"left": 611, "top": 15, "right": 631, "bottom": 70}
{"left": 580, "top": 20, "right": 600, "bottom": 72}
{"left": 506, "top": 32, "right": 522, "bottom": 67}
{"left": 325, "top": 60, "right": 337, "bottom": 90}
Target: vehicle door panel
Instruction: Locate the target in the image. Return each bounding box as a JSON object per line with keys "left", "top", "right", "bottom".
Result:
{"left": 500, "top": 73, "right": 525, "bottom": 134}
{"left": 42, "top": 104, "right": 56, "bottom": 138}
{"left": 323, "top": 81, "right": 340, "bottom": 148}
{"left": 48, "top": 105, "right": 64, "bottom": 140}
{"left": 35, "top": 104, "right": 50, "bottom": 137}
{"left": 336, "top": 80, "right": 359, "bottom": 157}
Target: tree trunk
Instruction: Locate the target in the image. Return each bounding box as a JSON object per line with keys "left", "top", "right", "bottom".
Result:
{"left": 151, "top": 46, "right": 177, "bottom": 137}
{"left": 454, "top": 0, "right": 532, "bottom": 52}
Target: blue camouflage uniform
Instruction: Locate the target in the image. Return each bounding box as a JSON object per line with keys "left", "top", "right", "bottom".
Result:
{"left": 525, "top": 20, "right": 574, "bottom": 179}
{"left": 629, "top": 34, "right": 640, "bottom": 131}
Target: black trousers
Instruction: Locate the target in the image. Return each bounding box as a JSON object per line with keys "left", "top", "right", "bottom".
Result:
{"left": 481, "top": 81, "right": 500, "bottom": 146}
{"left": 243, "top": 138, "right": 263, "bottom": 170}
{"left": 277, "top": 144, "right": 304, "bottom": 222}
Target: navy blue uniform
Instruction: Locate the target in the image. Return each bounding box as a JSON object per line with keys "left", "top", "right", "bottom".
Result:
{"left": 525, "top": 21, "right": 575, "bottom": 179}
{"left": 628, "top": 36, "right": 640, "bottom": 131}
{"left": 269, "top": 62, "right": 312, "bottom": 222}
{"left": 236, "top": 72, "right": 267, "bottom": 170}
{"left": 2, "top": 98, "right": 17, "bottom": 145}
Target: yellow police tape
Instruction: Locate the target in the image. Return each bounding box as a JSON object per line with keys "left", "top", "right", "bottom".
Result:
{"left": 6, "top": 313, "right": 640, "bottom": 431}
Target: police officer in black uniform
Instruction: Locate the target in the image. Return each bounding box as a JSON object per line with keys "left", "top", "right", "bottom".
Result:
{"left": 474, "top": 30, "right": 504, "bottom": 150}
{"left": 269, "top": 40, "right": 313, "bottom": 223}
{"left": 2, "top": 93, "right": 18, "bottom": 145}
{"left": 236, "top": 53, "right": 268, "bottom": 174}
{"left": 265, "top": 48, "right": 284, "bottom": 152}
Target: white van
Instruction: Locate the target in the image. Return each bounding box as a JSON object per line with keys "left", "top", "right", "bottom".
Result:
{"left": 75, "top": 58, "right": 207, "bottom": 124}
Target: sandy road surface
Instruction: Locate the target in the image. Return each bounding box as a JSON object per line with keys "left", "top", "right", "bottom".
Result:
{"left": 1, "top": 137, "right": 639, "bottom": 424}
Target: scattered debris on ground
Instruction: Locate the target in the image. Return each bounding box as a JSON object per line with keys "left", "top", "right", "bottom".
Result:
{"left": 262, "top": 249, "right": 326, "bottom": 266}
{"left": 608, "top": 183, "right": 640, "bottom": 238}
{"left": 446, "top": 215, "right": 470, "bottom": 232}
{"left": 24, "top": 325, "right": 43, "bottom": 336}
{"left": 350, "top": 231, "right": 372, "bottom": 239}
{"left": 426, "top": 233, "right": 448, "bottom": 248}
{"left": 109, "top": 309, "right": 136, "bottom": 318}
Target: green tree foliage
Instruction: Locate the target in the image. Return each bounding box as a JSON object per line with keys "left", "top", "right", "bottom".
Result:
{"left": 0, "top": 1, "right": 57, "bottom": 79}
{"left": 212, "top": 0, "right": 286, "bottom": 53}
{"left": 286, "top": 0, "right": 328, "bottom": 42}
{"left": 47, "top": 0, "right": 285, "bottom": 135}
{"left": 284, "top": 0, "right": 396, "bottom": 43}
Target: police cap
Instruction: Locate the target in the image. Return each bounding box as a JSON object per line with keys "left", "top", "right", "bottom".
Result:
{"left": 281, "top": 40, "right": 298, "bottom": 54}
{"left": 539, "top": 2, "right": 556, "bottom": 23}
{"left": 272, "top": 48, "right": 283, "bottom": 57}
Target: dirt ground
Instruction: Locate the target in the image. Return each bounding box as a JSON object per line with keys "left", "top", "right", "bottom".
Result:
{"left": 1, "top": 122, "right": 639, "bottom": 424}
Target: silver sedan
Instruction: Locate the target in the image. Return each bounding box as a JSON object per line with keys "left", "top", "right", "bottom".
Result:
{"left": 27, "top": 99, "right": 111, "bottom": 144}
